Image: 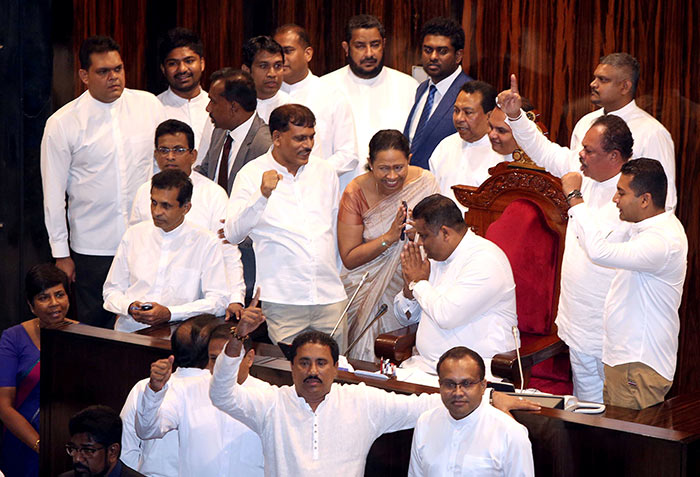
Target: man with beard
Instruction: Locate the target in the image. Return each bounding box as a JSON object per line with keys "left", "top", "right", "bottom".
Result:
{"left": 157, "top": 28, "right": 212, "bottom": 159}
{"left": 223, "top": 104, "right": 348, "bottom": 348}
{"left": 404, "top": 17, "right": 473, "bottom": 170}
{"left": 273, "top": 24, "right": 358, "bottom": 185}
{"left": 570, "top": 53, "right": 676, "bottom": 210}
{"left": 322, "top": 14, "right": 418, "bottom": 189}
{"left": 61, "top": 405, "right": 145, "bottom": 476}
{"left": 242, "top": 36, "right": 291, "bottom": 123}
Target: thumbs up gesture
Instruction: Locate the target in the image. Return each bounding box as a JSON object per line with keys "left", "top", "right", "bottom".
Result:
{"left": 149, "top": 355, "right": 174, "bottom": 392}
{"left": 497, "top": 74, "right": 524, "bottom": 119}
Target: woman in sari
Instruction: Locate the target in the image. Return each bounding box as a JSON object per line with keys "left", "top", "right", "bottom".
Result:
{"left": 338, "top": 129, "right": 439, "bottom": 361}
{"left": 0, "top": 264, "right": 73, "bottom": 477}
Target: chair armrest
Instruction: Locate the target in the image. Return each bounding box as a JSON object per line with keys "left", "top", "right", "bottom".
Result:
{"left": 491, "top": 334, "right": 568, "bottom": 384}
{"left": 374, "top": 324, "right": 418, "bottom": 364}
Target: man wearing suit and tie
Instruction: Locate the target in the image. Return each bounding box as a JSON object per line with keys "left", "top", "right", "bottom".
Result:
{"left": 199, "top": 68, "right": 272, "bottom": 304}
{"left": 404, "top": 17, "right": 473, "bottom": 170}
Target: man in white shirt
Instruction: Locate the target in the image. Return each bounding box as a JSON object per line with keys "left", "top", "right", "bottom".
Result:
{"left": 570, "top": 53, "right": 676, "bottom": 210}
{"left": 136, "top": 314, "right": 264, "bottom": 476}
{"left": 394, "top": 194, "right": 517, "bottom": 377}
{"left": 242, "top": 36, "right": 291, "bottom": 123}
{"left": 498, "top": 77, "right": 636, "bottom": 403}
{"left": 210, "top": 307, "right": 540, "bottom": 477}
{"left": 562, "top": 159, "right": 687, "bottom": 409}
{"left": 273, "top": 24, "right": 359, "bottom": 182}
{"left": 224, "top": 104, "right": 349, "bottom": 348}
{"left": 409, "top": 346, "right": 534, "bottom": 477}
{"left": 321, "top": 14, "right": 418, "bottom": 188}
{"left": 157, "top": 28, "right": 211, "bottom": 159}
{"left": 404, "top": 17, "right": 473, "bottom": 170}
{"left": 103, "top": 169, "right": 229, "bottom": 332}
{"left": 129, "top": 120, "right": 245, "bottom": 318}
{"left": 429, "top": 80, "right": 506, "bottom": 213}
{"left": 41, "top": 35, "right": 166, "bottom": 328}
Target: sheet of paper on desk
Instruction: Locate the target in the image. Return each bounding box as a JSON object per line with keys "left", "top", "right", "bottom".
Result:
{"left": 394, "top": 367, "right": 440, "bottom": 387}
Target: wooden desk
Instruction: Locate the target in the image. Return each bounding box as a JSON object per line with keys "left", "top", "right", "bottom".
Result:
{"left": 42, "top": 324, "right": 700, "bottom": 476}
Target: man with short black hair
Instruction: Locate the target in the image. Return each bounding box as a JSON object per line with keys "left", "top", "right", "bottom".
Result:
{"left": 41, "top": 35, "right": 166, "bottom": 328}
{"left": 499, "top": 78, "right": 636, "bottom": 403}
{"left": 404, "top": 17, "right": 473, "bottom": 170}
{"left": 429, "top": 80, "right": 506, "bottom": 213}
{"left": 571, "top": 53, "right": 676, "bottom": 210}
{"left": 103, "top": 169, "right": 229, "bottom": 332}
{"left": 61, "top": 405, "right": 144, "bottom": 476}
{"left": 273, "top": 24, "right": 358, "bottom": 181}
{"left": 210, "top": 308, "right": 539, "bottom": 476}
{"left": 130, "top": 120, "right": 245, "bottom": 318}
{"left": 224, "top": 104, "right": 348, "bottom": 348}
{"left": 562, "top": 158, "right": 687, "bottom": 409}
{"left": 157, "top": 27, "right": 211, "bottom": 158}
{"left": 322, "top": 14, "right": 418, "bottom": 187}
{"left": 134, "top": 314, "right": 265, "bottom": 476}
{"left": 409, "top": 346, "right": 534, "bottom": 476}
{"left": 242, "top": 36, "right": 290, "bottom": 122}
{"left": 394, "top": 194, "right": 517, "bottom": 377}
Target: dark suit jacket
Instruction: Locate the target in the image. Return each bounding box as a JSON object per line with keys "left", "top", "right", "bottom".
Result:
{"left": 403, "top": 70, "right": 473, "bottom": 169}
{"left": 59, "top": 460, "right": 145, "bottom": 477}
{"left": 197, "top": 113, "right": 272, "bottom": 194}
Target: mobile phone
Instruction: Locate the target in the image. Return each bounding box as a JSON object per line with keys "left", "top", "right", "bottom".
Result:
{"left": 400, "top": 201, "right": 408, "bottom": 241}
{"left": 140, "top": 303, "right": 153, "bottom": 311}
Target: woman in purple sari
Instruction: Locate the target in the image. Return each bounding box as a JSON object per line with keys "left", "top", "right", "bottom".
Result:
{"left": 0, "top": 264, "right": 72, "bottom": 477}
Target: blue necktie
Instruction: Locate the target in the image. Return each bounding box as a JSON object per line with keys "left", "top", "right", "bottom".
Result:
{"left": 411, "top": 84, "right": 437, "bottom": 149}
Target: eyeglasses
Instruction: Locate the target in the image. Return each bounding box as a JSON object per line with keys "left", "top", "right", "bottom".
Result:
{"left": 65, "top": 444, "right": 105, "bottom": 458}
{"left": 439, "top": 379, "right": 483, "bottom": 392}
{"left": 155, "top": 146, "right": 192, "bottom": 156}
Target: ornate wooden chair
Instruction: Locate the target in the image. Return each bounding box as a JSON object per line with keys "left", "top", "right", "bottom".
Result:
{"left": 375, "top": 161, "right": 573, "bottom": 394}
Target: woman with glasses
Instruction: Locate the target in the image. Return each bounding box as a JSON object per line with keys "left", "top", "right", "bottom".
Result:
{"left": 337, "top": 129, "right": 439, "bottom": 360}
{"left": 0, "top": 264, "right": 74, "bottom": 477}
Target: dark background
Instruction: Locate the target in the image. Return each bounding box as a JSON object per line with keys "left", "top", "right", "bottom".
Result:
{"left": 1, "top": 0, "right": 697, "bottom": 395}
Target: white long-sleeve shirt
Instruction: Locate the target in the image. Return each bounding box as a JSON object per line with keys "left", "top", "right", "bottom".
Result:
{"left": 209, "top": 347, "right": 441, "bottom": 477}
{"left": 224, "top": 151, "right": 346, "bottom": 305}
{"left": 103, "top": 220, "right": 229, "bottom": 332}
{"left": 321, "top": 65, "right": 418, "bottom": 189}
{"left": 41, "top": 89, "right": 166, "bottom": 257}
{"left": 428, "top": 133, "right": 508, "bottom": 213}
{"left": 157, "top": 87, "right": 211, "bottom": 159}
{"left": 568, "top": 206, "right": 688, "bottom": 381}
{"left": 120, "top": 377, "right": 179, "bottom": 477}
{"left": 507, "top": 113, "right": 627, "bottom": 358}
{"left": 570, "top": 100, "right": 676, "bottom": 210}
{"left": 136, "top": 367, "right": 265, "bottom": 477}
{"left": 281, "top": 72, "right": 359, "bottom": 177}
{"left": 393, "top": 230, "right": 517, "bottom": 371}
{"left": 129, "top": 172, "right": 245, "bottom": 304}
{"left": 408, "top": 400, "right": 534, "bottom": 477}
{"left": 256, "top": 90, "right": 291, "bottom": 123}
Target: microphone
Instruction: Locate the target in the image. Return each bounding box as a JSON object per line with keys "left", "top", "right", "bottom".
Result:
{"left": 331, "top": 271, "right": 369, "bottom": 338}
{"left": 512, "top": 325, "right": 524, "bottom": 392}
{"left": 345, "top": 304, "right": 389, "bottom": 354}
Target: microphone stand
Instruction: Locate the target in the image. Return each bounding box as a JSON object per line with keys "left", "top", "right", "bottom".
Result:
{"left": 345, "top": 304, "right": 388, "bottom": 354}
{"left": 330, "top": 271, "right": 369, "bottom": 338}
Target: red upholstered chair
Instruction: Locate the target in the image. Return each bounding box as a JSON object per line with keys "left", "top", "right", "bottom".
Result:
{"left": 375, "top": 162, "right": 572, "bottom": 395}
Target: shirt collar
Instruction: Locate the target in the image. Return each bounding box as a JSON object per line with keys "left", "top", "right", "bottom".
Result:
{"left": 430, "top": 67, "right": 462, "bottom": 97}
{"left": 443, "top": 228, "right": 474, "bottom": 264}
{"left": 445, "top": 394, "right": 485, "bottom": 428}
{"left": 604, "top": 99, "right": 636, "bottom": 117}
{"left": 348, "top": 65, "right": 386, "bottom": 86}
{"left": 281, "top": 70, "right": 313, "bottom": 94}
{"left": 266, "top": 150, "right": 309, "bottom": 178}
{"left": 173, "top": 366, "right": 210, "bottom": 378}
{"left": 156, "top": 218, "right": 188, "bottom": 238}
{"left": 87, "top": 89, "right": 124, "bottom": 110}
{"left": 461, "top": 133, "right": 491, "bottom": 149}
{"left": 164, "top": 86, "right": 207, "bottom": 105}
{"left": 228, "top": 113, "right": 257, "bottom": 144}
{"left": 107, "top": 460, "right": 123, "bottom": 477}
{"left": 631, "top": 210, "right": 671, "bottom": 234}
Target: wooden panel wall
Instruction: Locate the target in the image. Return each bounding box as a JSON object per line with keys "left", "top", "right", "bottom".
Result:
{"left": 61, "top": 0, "right": 698, "bottom": 395}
